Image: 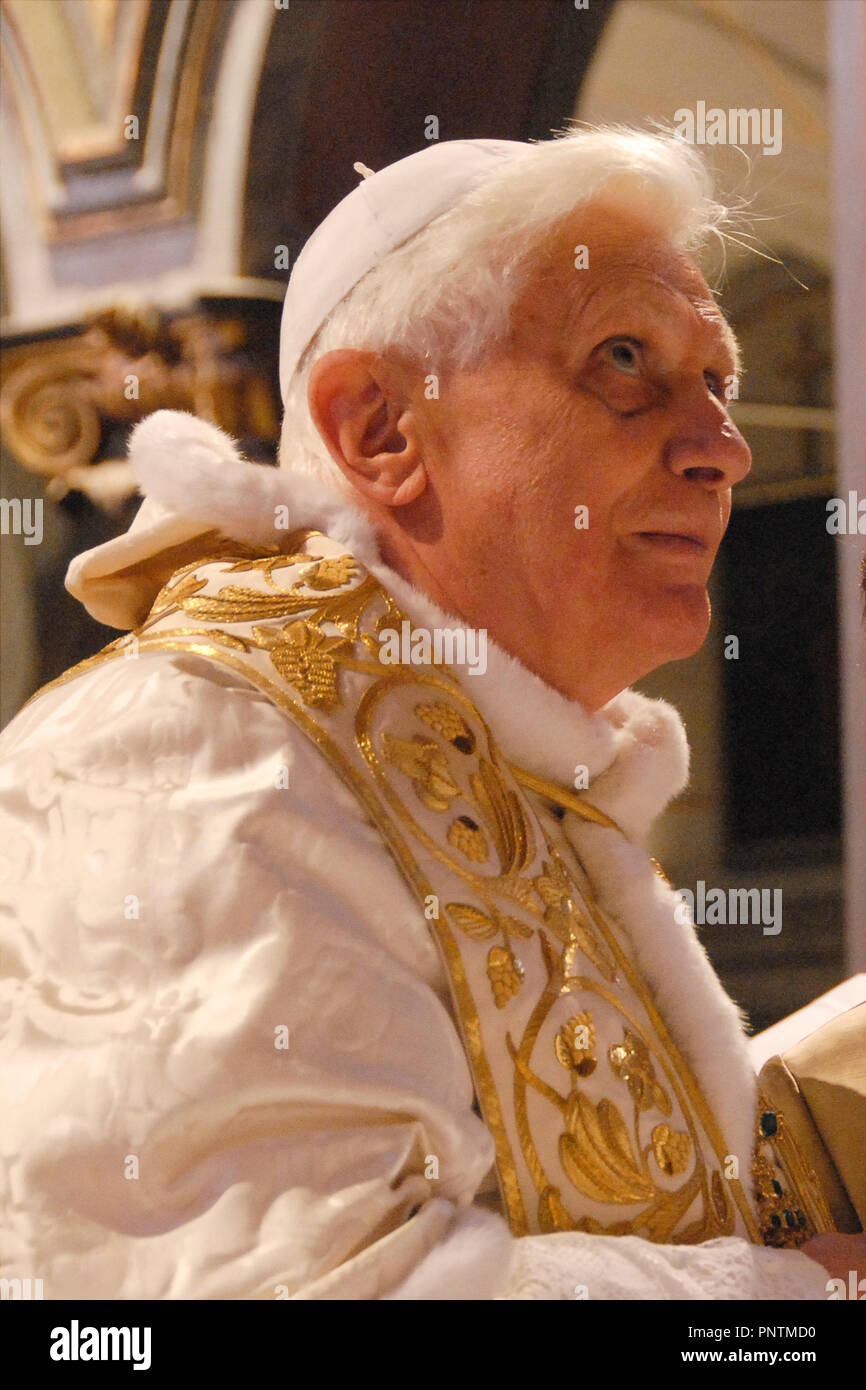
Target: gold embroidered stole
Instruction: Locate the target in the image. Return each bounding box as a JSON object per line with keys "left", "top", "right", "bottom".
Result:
{"left": 33, "top": 531, "right": 829, "bottom": 1245}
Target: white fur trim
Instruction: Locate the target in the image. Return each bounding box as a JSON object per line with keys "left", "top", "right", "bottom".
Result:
{"left": 366, "top": 557, "right": 690, "bottom": 839}
{"left": 128, "top": 409, "right": 381, "bottom": 565}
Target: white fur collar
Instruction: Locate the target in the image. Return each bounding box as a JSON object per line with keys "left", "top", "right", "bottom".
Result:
{"left": 366, "top": 558, "right": 689, "bottom": 845}
{"left": 69, "top": 409, "right": 689, "bottom": 842}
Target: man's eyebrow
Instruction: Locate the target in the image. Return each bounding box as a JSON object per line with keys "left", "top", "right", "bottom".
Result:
{"left": 693, "top": 294, "right": 743, "bottom": 378}
{"left": 570, "top": 281, "right": 743, "bottom": 379}
{"left": 717, "top": 317, "right": 743, "bottom": 379}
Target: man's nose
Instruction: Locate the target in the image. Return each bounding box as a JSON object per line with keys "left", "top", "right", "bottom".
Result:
{"left": 664, "top": 387, "right": 752, "bottom": 489}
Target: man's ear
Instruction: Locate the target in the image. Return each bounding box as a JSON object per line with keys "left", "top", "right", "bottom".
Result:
{"left": 307, "top": 350, "right": 427, "bottom": 507}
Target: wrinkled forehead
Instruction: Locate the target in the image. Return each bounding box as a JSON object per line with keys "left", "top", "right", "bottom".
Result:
{"left": 518, "top": 200, "right": 742, "bottom": 374}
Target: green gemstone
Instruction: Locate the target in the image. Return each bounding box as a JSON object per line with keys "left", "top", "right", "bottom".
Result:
{"left": 760, "top": 1111, "right": 778, "bottom": 1137}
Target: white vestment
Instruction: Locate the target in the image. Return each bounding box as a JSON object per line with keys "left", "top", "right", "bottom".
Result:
{"left": 0, "top": 423, "right": 830, "bottom": 1301}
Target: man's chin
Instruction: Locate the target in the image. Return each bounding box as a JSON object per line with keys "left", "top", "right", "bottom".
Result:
{"left": 643, "top": 584, "right": 712, "bottom": 662}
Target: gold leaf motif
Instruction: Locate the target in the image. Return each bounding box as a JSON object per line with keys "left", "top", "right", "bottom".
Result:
{"left": 505, "top": 788, "right": 535, "bottom": 871}
{"left": 447, "top": 815, "right": 489, "bottom": 863}
{"left": 447, "top": 903, "right": 533, "bottom": 942}
{"left": 534, "top": 857, "right": 612, "bottom": 969}
{"left": 469, "top": 759, "right": 534, "bottom": 873}
{"left": 508, "top": 874, "right": 544, "bottom": 915}
{"left": 497, "top": 914, "right": 534, "bottom": 940}
{"left": 560, "top": 911, "right": 617, "bottom": 982}
{"left": 487, "top": 945, "right": 524, "bottom": 1008}
{"left": 651, "top": 1123, "right": 693, "bottom": 1176}
{"left": 383, "top": 734, "right": 461, "bottom": 812}
{"left": 148, "top": 571, "right": 208, "bottom": 619}
{"left": 301, "top": 555, "right": 358, "bottom": 590}
{"left": 608, "top": 1030, "right": 672, "bottom": 1116}
{"left": 182, "top": 586, "right": 316, "bottom": 623}
{"left": 446, "top": 904, "right": 500, "bottom": 940}
{"left": 534, "top": 856, "right": 572, "bottom": 909}
{"left": 222, "top": 551, "right": 311, "bottom": 581}
{"left": 321, "top": 574, "right": 381, "bottom": 640}
{"left": 560, "top": 1092, "right": 655, "bottom": 1204}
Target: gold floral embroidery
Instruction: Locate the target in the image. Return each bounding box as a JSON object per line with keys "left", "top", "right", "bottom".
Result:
{"left": 301, "top": 555, "right": 359, "bottom": 590}
{"left": 469, "top": 759, "right": 535, "bottom": 874}
{"left": 147, "top": 570, "right": 209, "bottom": 620}
{"left": 447, "top": 815, "right": 489, "bottom": 863}
{"left": 538, "top": 1186, "right": 577, "bottom": 1234}
{"left": 447, "top": 901, "right": 532, "bottom": 1007}
{"left": 609, "top": 1030, "right": 673, "bottom": 1116}
{"left": 181, "top": 587, "right": 321, "bottom": 623}
{"left": 538, "top": 854, "right": 617, "bottom": 981}
{"left": 415, "top": 701, "right": 476, "bottom": 753}
{"left": 507, "top": 931, "right": 706, "bottom": 1240}
{"left": 382, "top": 734, "right": 461, "bottom": 812}
{"left": 561, "top": 1091, "right": 657, "bottom": 1205}
{"left": 248, "top": 621, "right": 349, "bottom": 709}
{"left": 222, "top": 551, "right": 315, "bottom": 583}
{"left": 446, "top": 903, "right": 533, "bottom": 942}
{"left": 35, "top": 536, "right": 759, "bottom": 1245}
{"left": 555, "top": 1013, "right": 597, "bottom": 1076}
{"left": 487, "top": 946, "right": 525, "bottom": 1008}
{"left": 154, "top": 546, "right": 361, "bottom": 626}
{"left": 652, "top": 1123, "right": 692, "bottom": 1176}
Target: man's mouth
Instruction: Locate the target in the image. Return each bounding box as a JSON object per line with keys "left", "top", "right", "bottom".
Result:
{"left": 633, "top": 532, "right": 709, "bottom": 555}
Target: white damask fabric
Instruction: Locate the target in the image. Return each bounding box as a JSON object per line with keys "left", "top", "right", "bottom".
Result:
{"left": 0, "top": 410, "right": 831, "bottom": 1299}
{"left": 0, "top": 644, "right": 828, "bottom": 1300}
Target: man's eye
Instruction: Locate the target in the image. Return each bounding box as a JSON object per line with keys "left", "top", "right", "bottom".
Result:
{"left": 602, "top": 338, "right": 642, "bottom": 375}
{"left": 705, "top": 370, "right": 726, "bottom": 400}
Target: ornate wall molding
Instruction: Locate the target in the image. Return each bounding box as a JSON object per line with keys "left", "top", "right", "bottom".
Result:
{"left": 0, "top": 294, "right": 281, "bottom": 511}
{"left": 0, "top": 0, "right": 276, "bottom": 333}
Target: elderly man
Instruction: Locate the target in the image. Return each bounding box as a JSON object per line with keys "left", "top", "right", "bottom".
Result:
{"left": 0, "top": 129, "right": 859, "bottom": 1300}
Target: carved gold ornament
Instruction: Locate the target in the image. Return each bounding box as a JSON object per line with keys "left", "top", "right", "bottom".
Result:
{"left": 0, "top": 302, "right": 281, "bottom": 512}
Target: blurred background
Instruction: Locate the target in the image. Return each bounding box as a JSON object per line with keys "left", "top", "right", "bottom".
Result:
{"left": 1, "top": 0, "right": 863, "bottom": 1033}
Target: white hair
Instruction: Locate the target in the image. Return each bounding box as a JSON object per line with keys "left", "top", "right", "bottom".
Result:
{"left": 279, "top": 125, "right": 733, "bottom": 496}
